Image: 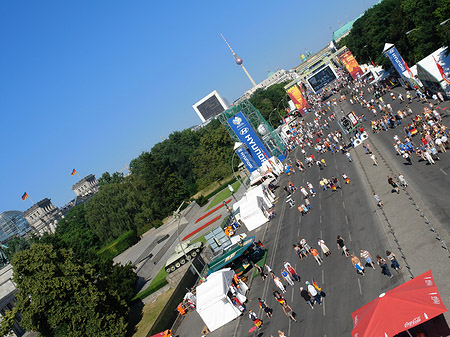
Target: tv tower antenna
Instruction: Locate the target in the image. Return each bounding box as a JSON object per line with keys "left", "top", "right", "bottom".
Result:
{"left": 220, "top": 34, "right": 257, "bottom": 87}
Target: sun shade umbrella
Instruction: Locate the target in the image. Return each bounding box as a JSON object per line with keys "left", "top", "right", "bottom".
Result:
{"left": 352, "top": 270, "right": 447, "bottom": 337}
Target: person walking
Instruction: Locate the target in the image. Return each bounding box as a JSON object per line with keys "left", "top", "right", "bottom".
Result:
{"left": 258, "top": 298, "right": 273, "bottom": 318}
{"left": 284, "top": 261, "right": 300, "bottom": 282}
{"left": 299, "top": 238, "right": 311, "bottom": 252}
{"left": 370, "top": 153, "right": 379, "bottom": 166}
{"left": 248, "top": 310, "right": 263, "bottom": 329}
{"left": 377, "top": 255, "right": 393, "bottom": 278}
{"left": 293, "top": 244, "right": 304, "bottom": 260}
{"left": 398, "top": 174, "right": 408, "bottom": 187}
{"left": 282, "top": 302, "right": 297, "bottom": 322}
{"left": 351, "top": 254, "right": 365, "bottom": 276}
{"left": 337, "top": 235, "right": 350, "bottom": 257}
{"left": 318, "top": 238, "right": 331, "bottom": 257}
{"left": 306, "top": 281, "right": 322, "bottom": 305}
{"left": 387, "top": 176, "right": 400, "bottom": 194}
{"left": 373, "top": 193, "right": 384, "bottom": 207}
{"left": 272, "top": 289, "right": 286, "bottom": 305}
{"left": 386, "top": 250, "right": 402, "bottom": 272}
{"left": 310, "top": 248, "right": 323, "bottom": 266}
{"left": 273, "top": 276, "right": 286, "bottom": 293}
{"left": 360, "top": 249, "right": 375, "bottom": 270}
{"left": 255, "top": 264, "right": 267, "bottom": 281}
{"left": 299, "top": 286, "right": 314, "bottom": 309}
{"left": 281, "top": 268, "right": 295, "bottom": 286}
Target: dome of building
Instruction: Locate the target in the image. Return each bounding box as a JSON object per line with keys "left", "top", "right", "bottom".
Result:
{"left": 267, "top": 70, "right": 275, "bottom": 78}
{"left": 0, "top": 211, "right": 30, "bottom": 243}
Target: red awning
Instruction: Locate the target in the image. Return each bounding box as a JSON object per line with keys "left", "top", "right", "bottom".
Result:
{"left": 352, "top": 270, "right": 448, "bottom": 337}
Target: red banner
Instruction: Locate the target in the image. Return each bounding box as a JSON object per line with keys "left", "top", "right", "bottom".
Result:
{"left": 339, "top": 50, "right": 363, "bottom": 79}
{"left": 286, "top": 84, "right": 310, "bottom": 115}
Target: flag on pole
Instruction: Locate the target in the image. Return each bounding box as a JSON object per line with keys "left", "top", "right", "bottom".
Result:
{"left": 21, "top": 192, "right": 29, "bottom": 201}
{"left": 312, "top": 278, "right": 322, "bottom": 291}
{"left": 71, "top": 169, "right": 77, "bottom": 176}
{"left": 433, "top": 56, "right": 450, "bottom": 84}
{"left": 403, "top": 60, "right": 414, "bottom": 78}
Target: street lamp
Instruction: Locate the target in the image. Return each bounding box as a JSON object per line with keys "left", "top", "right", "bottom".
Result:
{"left": 174, "top": 202, "right": 204, "bottom": 281}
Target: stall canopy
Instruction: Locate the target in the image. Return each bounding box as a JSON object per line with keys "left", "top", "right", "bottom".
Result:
{"left": 352, "top": 270, "right": 447, "bottom": 337}
{"left": 196, "top": 268, "right": 242, "bottom": 332}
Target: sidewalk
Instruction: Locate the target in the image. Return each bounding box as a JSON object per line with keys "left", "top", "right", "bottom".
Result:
{"left": 352, "top": 133, "right": 450, "bottom": 321}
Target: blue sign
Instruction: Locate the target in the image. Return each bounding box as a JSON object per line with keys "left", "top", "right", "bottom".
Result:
{"left": 236, "top": 146, "right": 258, "bottom": 172}
{"left": 385, "top": 46, "right": 406, "bottom": 76}
{"left": 227, "top": 112, "right": 270, "bottom": 167}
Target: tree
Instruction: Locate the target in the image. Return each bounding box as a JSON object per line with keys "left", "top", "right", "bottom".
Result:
{"left": 10, "top": 243, "right": 129, "bottom": 337}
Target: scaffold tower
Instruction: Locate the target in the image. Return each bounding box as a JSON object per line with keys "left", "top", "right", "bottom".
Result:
{"left": 218, "top": 100, "right": 285, "bottom": 158}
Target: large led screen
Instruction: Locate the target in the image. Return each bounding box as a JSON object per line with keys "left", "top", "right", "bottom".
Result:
{"left": 306, "top": 65, "right": 337, "bottom": 93}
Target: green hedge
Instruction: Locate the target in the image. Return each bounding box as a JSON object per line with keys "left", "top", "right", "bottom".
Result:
{"left": 97, "top": 230, "right": 139, "bottom": 261}
{"left": 195, "top": 177, "right": 238, "bottom": 207}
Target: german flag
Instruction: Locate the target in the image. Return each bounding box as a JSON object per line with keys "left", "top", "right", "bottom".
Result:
{"left": 21, "top": 192, "right": 29, "bottom": 201}
{"left": 312, "top": 278, "right": 321, "bottom": 291}
{"left": 71, "top": 169, "right": 77, "bottom": 176}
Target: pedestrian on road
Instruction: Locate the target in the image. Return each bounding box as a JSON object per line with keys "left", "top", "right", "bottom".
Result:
{"left": 337, "top": 235, "right": 350, "bottom": 257}
{"left": 377, "top": 255, "right": 393, "bottom": 278}
{"left": 293, "top": 244, "right": 304, "bottom": 260}
{"left": 387, "top": 175, "right": 400, "bottom": 194}
{"left": 310, "top": 248, "right": 323, "bottom": 266}
{"left": 248, "top": 310, "right": 262, "bottom": 328}
{"left": 304, "top": 197, "right": 312, "bottom": 210}
{"left": 318, "top": 238, "right": 331, "bottom": 257}
{"left": 300, "top": 186, "right": 309, "bottom": 198}
{"left": 282, "top": 302, "right": 297, "bottom": 322}
{"left": 272, "top": 289, "right": 285, "bottom": 305}
{"left": 284, "top": 261, "right": 300, "bottom": 282}
{"left": 373, "top": 193, "right": 384, "bottom": 207}
{"left": 306, "top": 281, "right": 322, "bottom": 305}
{"left": 258, "top": 298, "right": 273, "bottom": 318}
{"left": 273, "top": 276, "right": 286, "bottom": 293}
{"left": 255, "top": 264, "right": 267, "bottom": 281}
{"left": 360, "top": 249, "right": 375, "bottom": 269}
{"left": 281, "top": 268, "right": 295, "bottom": 286}
{"left": 300, "top": 287, "right": 314, "bottom": 309}
{"left": 278, "top": 330, "right": 286, "bottom": 337}
{"left": 370, "top": 153, "right": 379, "bottom": 166}
{"left": 299, "top": 238, "right": 311, "bottom": 252}
{"left": 351, "top": 254, "right": 365, "bottom": 276}
{"left": 307, "top": 182, "right": 316, "bottom": 196}
{"left": 346, "top": 151, "right": 353, "bottom": 162}
{"left": 398, "top": 174, "right": 408, "bottom": 187}
{"left": 386, "top": 250, "right": 402, "bottom": 272}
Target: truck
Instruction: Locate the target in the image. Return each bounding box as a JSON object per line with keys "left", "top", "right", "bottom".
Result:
{"left": 165, "top": 241, "right": 203, "bottom": 273}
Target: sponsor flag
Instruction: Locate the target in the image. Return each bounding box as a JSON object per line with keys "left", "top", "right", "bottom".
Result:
{"left": 312, "top": 278, "right": 321, "bottom": 291}
{"left": 21, "top": 192, "right": 29, "bottom": 201}
{"left": 71, "top": 168, "right": 77, "bottom": 176}
{"left": 339, "top": 50, "right": 363, "bottom": 79}
{"left": 403, "top": 60, "right": 414, "bottom": 78}
{"left": 433, "top": 56, "right": 450, "bottom": 85}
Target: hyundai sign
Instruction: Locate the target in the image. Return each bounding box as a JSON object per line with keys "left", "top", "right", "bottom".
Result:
{"left": 385, "top": 46, "right": 407, "bottom": 76}
{"left": 236, "top": 146, "right": 258, "bottom": 172}
{"left": 228, "top": 112, "right": 269, "bottom": 167}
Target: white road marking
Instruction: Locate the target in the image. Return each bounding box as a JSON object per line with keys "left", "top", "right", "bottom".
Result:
{"left": 299, "top": 216, "right": 302, "bottom": 223}
{"left": 357, "top": 278, "right": 363, "bottom": 295}
{"left": 288, "top": 319, "right": 292, "bottom": 336}
{"left": 322, "top": 298, "right": 326, "bottom": 316}
{"left": 440, "top": 168, "right": 448, "bottom": 176}
{"left": 348, "top": 231, "right": 352, "bottom": 242}
{"left": 320, "top": 215, "right": 322, "bottom": 224}
{"left": 298, "top": 228, "right": 300, "bottom": 236}
{"left": 319, "top": 203, "right": 322, "bottom": 210}
{"left": 342, "top": 201, "right": 346, "bottom": 209}
{"left": 345, "top": 215, "right": 349, "bottom": 224}
{"left": 291, "top": 286, "right": 295, "bottom": 302}
{"left": 322, "top": 269, "right": 325, "bottom": 284}
{"left": 340, "top": 189, "right": 343, "bottom": 197}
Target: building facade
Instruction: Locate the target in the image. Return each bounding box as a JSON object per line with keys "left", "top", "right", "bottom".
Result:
{"left": 0, "top": 212, "right": 30, "bottom": 244}
{"left": 23, "top": 199, "right": 62, "bottom": 237}
{"left": 72, "top": 174, "right": 99, "bottom": 198}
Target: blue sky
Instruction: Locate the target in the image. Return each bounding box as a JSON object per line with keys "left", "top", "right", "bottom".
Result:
{"left": 1, "top": 0, "right": 379, "bottom": 212}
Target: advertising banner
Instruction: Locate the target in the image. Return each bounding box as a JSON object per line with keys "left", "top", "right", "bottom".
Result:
{"left": 286, "top": 84, "right": 310, "bottom": 115}
{"left": 227, "top": 112, "right": 270, "bottom": 167}
{"left": 339, "top": 50, "right": 363, "bottom": 79}
{"left": 235, "top": 146, "right": 258, "bottom": 173}
{"left": 385, "top": 46, "right": 407, "bottom": 76}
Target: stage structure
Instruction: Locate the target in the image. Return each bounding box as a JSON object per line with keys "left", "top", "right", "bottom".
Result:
{"left": 218, "top": 100, "right": 285, "bottom": 164}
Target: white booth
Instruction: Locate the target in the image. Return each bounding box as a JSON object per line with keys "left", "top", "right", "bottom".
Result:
{"left": 196, "top": 268, "right": 246, "bottom": 332}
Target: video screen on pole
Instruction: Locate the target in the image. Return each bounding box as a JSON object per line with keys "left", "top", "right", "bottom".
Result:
{"left": 306, "top": 65, "right": 337, "bottom": 93}
{"left": 196, "top": 95, "right": 226, "bottom": 121}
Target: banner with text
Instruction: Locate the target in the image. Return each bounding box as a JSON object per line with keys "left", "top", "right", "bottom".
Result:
{"left": 286, "top": 84, "right": 310, "bottom": 115}
{"left": 228, "top": 112, "right": 269, "bottom": 167}
{"left": 339, "top": 50, "right": 363, "bottom": 79}
{"left": 235, "top": 146, "right": 258, "bottom": 172}
{"left": 385, "top": 46, "right": 407, "bottom": 77}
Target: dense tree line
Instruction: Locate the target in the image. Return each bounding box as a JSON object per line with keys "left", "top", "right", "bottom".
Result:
{"left": 249, "top": 83, "right": 289, "bottom": 128}
{"left": 340, "top": 0, "right": 450, "bottom": 68}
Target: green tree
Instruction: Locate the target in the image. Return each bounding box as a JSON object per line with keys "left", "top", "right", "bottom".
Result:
{"left": 10, "top": 243, "right": 129, "bottom": 337}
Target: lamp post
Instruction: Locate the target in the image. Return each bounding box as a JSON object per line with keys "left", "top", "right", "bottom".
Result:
{"left": 174, "top": 202, "right": 204, "bottom": 281}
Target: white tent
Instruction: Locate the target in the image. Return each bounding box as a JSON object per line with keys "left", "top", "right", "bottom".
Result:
{"left": 233, "top": 194, "right": 268, "bottom": 232}
{"left": 196, "top": 268, "right": 244, "bottom": 332}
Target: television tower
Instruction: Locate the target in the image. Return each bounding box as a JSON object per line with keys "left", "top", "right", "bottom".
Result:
{"left": 221, "top": 34, "right": 257, "bottom": 87}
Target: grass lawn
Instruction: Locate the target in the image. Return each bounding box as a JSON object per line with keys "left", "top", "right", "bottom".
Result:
{"left": 133, "top": 267, "right": 168, "bottom": 302}
{"left": 206, "top": 181, "right": 241, "bottom": 210}
{"left": 132, "top": 288, "right": 175, "bottom": 337}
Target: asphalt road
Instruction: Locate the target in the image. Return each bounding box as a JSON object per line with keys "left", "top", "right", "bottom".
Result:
{"left": 232, "top": 86, "right": 450, "bottom": 337}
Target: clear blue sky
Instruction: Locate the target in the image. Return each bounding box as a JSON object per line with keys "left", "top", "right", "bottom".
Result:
{"left": 0, "top": 0, "right": 379, "bottom": 212}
